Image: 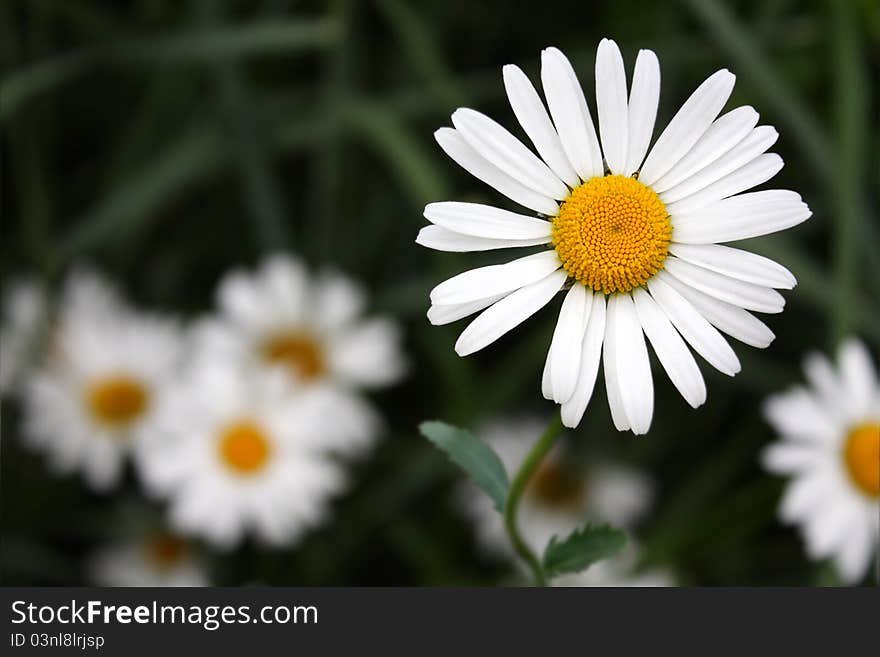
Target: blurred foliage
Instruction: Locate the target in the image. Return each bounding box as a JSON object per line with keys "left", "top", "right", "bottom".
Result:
{"left": 1, "top": 0, "right": 878, "bottom": 585}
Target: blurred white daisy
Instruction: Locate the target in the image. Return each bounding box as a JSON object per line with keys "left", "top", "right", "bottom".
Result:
{"left": 22, "top": 269, "right": 182, "bottom": 491}
{"left": 419, "top": 39, "right": 811, "bottom": 433}
{"left": 136, "top": 363, "right": 363, "bottom": 549}
{"left": 762, "top": 338, "right": 879, "bottom": 584}
{"left": 553, "top": 544, "right": 675, "bottom": 587}
{"left": 1, "top": 278, "right": 47, "bottom": 395}
{"left": 459, "top": 417, "right": 654, "bottom": 560}
{"left": 89, "top": 533, "right": 207, "bottom": 587}
{"left": 196, "top": 253, "right": 405, "bottom": 399}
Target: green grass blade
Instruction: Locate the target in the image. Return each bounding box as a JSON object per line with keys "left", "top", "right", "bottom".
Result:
{"left": 829, "top": 0, "right": 869, "bottom": 346}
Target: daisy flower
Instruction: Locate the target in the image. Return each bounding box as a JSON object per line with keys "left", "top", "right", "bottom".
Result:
{"left": 135, "top": 362, "right": 362, "bottom": 549}
{"left": 1, "top": 278, "right": 47, "bottom": 395}
{"left": 22, "top": 269, "right": 182, "bottom": 491}
{"left": 459, "top": 417, "right": 654, "bottom": 560}
{"left": 195, "top": 254, "right": 405, "bottom": 429}
{"left": 418, "top": 39, "right": 811, "bottom": 432}
{"left": 89, "top": 533, "right": 208, "bottom": 587}
{"left": 762, "top": 338, "right": 879, "bottom": 584}
{"left": 553, "top": 544, "right": 675, "bottom": 587}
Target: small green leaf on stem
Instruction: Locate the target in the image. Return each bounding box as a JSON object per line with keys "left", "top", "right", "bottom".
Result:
{"left": 542, "top": 524, "right": 627, "bottom": 579}
{"left": 418, "top": 420, "right": 509, "bottom": 512}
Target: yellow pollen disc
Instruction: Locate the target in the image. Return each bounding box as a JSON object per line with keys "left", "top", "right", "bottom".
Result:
{"left": 86, "top": 375, "right": 149, "bottom": 427}
{"left": 219, "top": 421, "right": 272, "bottom": 475}
{"left": 262, "top": 332, "right": 325, "bottom": 381}
{"left": 145, "top": 534, "right": 187, "bottom": 572}
{"left": 843, "top": 423, "right": 879, "bottom": 498}
{"left": 552, "top": 174, "right": 672, "bottom": 294}
{"left": 528, "top": 458, "right": 586, "bottom": 509}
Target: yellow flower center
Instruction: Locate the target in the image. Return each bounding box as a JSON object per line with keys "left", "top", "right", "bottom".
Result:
{"left": 218, "top": 420, "right": 272, "bottom": 475}
{"left": 262, "top": 331, "right": 325, "bottom": 381}
{"left": 528, "top": 458, "right": 586, "bottom": 509}
{"left": 552, "top": 175, "right": 672, "bottom": 294}
{"left": 145, "top": 534, "right": 187, "bottom": 572}
{"left": 843, "top": 423, "right": 879, "bottom": 498}
{"left": 86, "top": 375, "right": 149, "bottom": 427}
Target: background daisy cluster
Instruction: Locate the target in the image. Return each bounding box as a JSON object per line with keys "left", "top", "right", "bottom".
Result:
{"left": 2, "top": 0, "right": 878, "bottom": 586}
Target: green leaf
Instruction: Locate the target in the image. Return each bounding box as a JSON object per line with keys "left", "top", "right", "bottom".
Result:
{"left": 542, "top": 524, "right": 627, "bottom": 578}
{"left": 418, "top": 421, "right": 509, "bottom": 512}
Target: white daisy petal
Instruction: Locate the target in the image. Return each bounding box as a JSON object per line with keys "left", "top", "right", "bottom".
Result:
{"left": 541, "top": 46, "right": 604, "bottom": 180}
{"left": 328, "top": 319, "right": 406, "bottom": 388}
{"left": 424, "top": 201, "right": 552, "bottom": 240}
{"left": 668, "top": 243, "right": 796, "bottom": 289}
{"left": 664, "top": 257, "right": 785, "bottom": 314}
{"left": 430, "top": 250, "right": 561, "bottom": 306}
{"left": 805, "top": 500, "right": 860, "bottom": 561}
{"left": 416, "top": 226, "right": 550, "bottom": 252}
{"left": 761, "top": 443, "right": 822, "bottom": 474}
{"left": 665, "top": 153, "right": 784, "bottom": 214}
{"left": 633, "top": 288, "right": 706, "bottom": 408}
{"left": 671, "top": 190, "right": 812, "bottom": 243}
{"left": 452, "top": 108, "right": 570, "bottom": 200}
{"left": 550, "top": 284, "right": 591, "bottom": 403}
{"left": 217, "top": 271, "right": 265, "bottom": 331}
{"left": 503, "top": 64, "right": 580, "bottom": 187}
{"left": 763, "top": 388, "right": 840, "bottom": 443}
{"left": 647, "top": 273, "right": 741, "bottom": 376}
{"left": 595, "top": 38, "right": 629, "bottom": 175}
{"left": 427, "top": 294, "right": 508, "bottom": 326}
{"left": 659, "top": 273, "right": 775, "bottom": 348}
{"left": 802, "top": 351, "right": 848, "bottom": 413}
{"left": 610, "top": 294, "right": 654, "bottom": 435}
{"left": 624, "top": 49, "right": 660, "bottom": 176}
{"left": 313, "top": 273, "right": 366, "bottom": 331}
{"left": 778, "top": 473, "right": 833, "bottom": 523}
{"left": 660, "top": 125, "right": 778, "bottom": 204}
{"left": 838, "top": 338, "right": 878, "bottom": 417}
{"left": 434, "top": 127, "right": 559, "bottom": 216}
{"left": 651, "top": 106, "right": 759, "bottom": 193}
{"left": 603, "top": 296, "right": 631, "bottom": 431}
{"left": 639, "top": 69, "right": 736, "bottom": 185}
{"left": 541, "top": 344, "right": 555, "bottom": 401}
{"left": 561, "top": 292, "right": 606, "bottom": 428}
{"left": 835, "top": 518, "right": 873, "bottom": 584}
{"left": 454, "top": 270, "right": 567, "bottom": 356}
{"left": 89, "top": 537, "right": 208, "bottom": 587}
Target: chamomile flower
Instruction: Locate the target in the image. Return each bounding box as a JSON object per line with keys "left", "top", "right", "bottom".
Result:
{"left": 89, "top": 534, "right": 207, "bottom": 587}
{"left": 1, "top": 278, "right": 47, "bottom": 395}
{"left": 553, "top": 545, "right": 675, "bottom": 587}
{"left": 22, "top": 270, "right": 182, "bottom": 491}
{"left": 135, "top": 363, "right": 361, "bottom": 549}
{"left": 196, "top": 253, "right": 405, "bottom": 396}
{"left": 459, "top": 417, "right": 654, "bottom": 560}
{"left": 419, "top": 39, "right": 811, "bottom": 432}
{"left": 762, "top": 338, "right": 879, "bottom": 584}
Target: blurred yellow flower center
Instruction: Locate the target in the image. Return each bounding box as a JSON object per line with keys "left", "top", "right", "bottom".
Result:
{"left": 843, "top": 423, "right": 879, "bottom": 497}
{"left": 552, "top": 175, "right": 672, "bottom": 294}
{"left": 262, "top": 332, "right": 325, "bottom": 381}
{"left": 219, "top": 421, "right": 272, "bottom": 475}
{"left": 86, "top": 375, "right": 149, "bottom": 427}
{"left": 145, "top": 534, "right": 187, "bottom": 571}
{"left": 528, "top": 458, "right": 586, "bottom": 509}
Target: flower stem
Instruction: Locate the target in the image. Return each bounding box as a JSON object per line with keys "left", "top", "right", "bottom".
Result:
{"left": 503, "top": 412, "right": 565, "bottom": 586}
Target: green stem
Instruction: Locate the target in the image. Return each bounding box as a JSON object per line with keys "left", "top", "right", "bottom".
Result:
{"left": 503, "top": 413, "right": 565, "bottom": 586}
